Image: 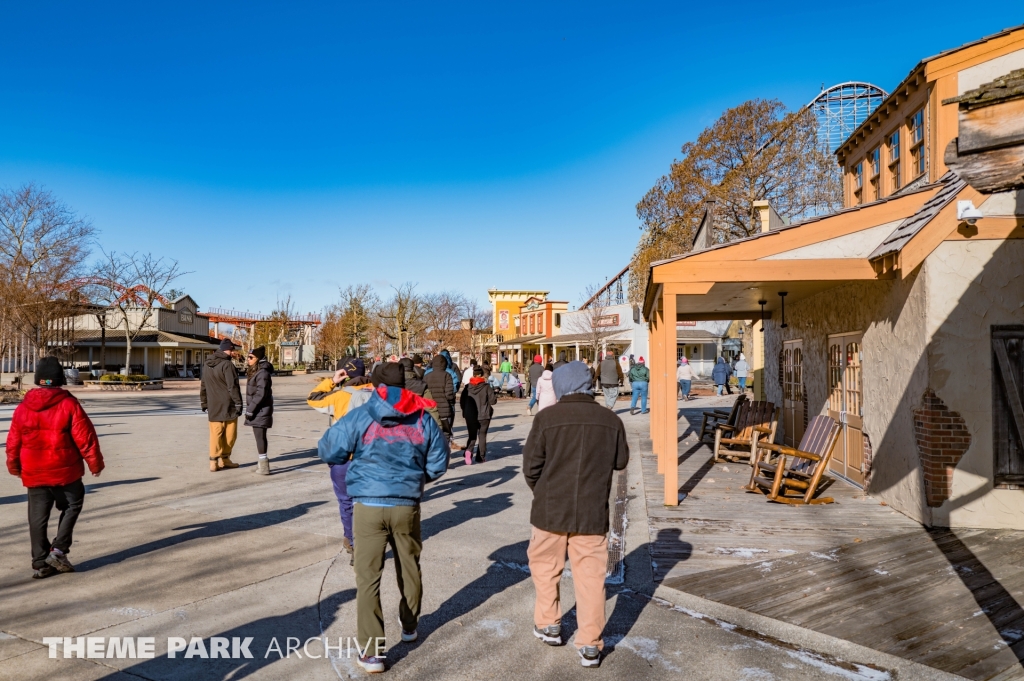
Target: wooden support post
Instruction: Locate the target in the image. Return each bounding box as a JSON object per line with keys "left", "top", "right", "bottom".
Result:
{"left": 652, "top": 295, "right": 663, "bottom": 472}
{"left": 662, "top": 292, "right": 679, "bottom": 506}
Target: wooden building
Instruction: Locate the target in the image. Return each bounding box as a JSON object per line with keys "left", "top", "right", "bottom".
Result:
{"left": 643, "top": 27, "right": 1024, "bottom": 530}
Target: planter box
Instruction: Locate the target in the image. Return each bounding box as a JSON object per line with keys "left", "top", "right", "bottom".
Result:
{"left": 83, "top": 380, "right": 164, "bottom": 391}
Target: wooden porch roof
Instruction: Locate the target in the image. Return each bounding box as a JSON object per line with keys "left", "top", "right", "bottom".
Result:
{"left": 641, "top": 174, "right": 988, "bottom": 321}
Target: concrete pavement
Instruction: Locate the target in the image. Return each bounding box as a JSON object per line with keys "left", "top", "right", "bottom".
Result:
{"left": 1, "top": 375, "right": 923, "bottom": 679}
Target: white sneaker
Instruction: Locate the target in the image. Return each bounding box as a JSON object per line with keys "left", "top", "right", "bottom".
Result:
{"left": 401, "top": 629, "right": 417, "bottom": 642}
{"left": 357, "top": 655, "right": 385, "bottom": 673}
{"left": 578, "top": 646, "right": 601, "bottom": 668}
{"left": 533, "top": 624, "right": 561, "bottom": 646}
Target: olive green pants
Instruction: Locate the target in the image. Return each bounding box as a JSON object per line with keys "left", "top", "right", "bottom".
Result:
{"left": 353, "top": 503, "right": 422, "bottom": 653}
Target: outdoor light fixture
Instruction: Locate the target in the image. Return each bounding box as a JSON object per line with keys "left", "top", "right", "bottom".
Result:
{"left": 758, "top": 300, "right": 767, "bottom": 331}
{"left": 778, "top": 292, "right": 788, "bottom": 328}
{"left": 957, "top": 200, "right": 984, "bottom": 225}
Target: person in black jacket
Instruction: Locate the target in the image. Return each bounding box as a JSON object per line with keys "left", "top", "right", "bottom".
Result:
{"left": 200, "top": 339, "right": 244, "bottom": 472}
{"left": 460, "top": 365, "right": 497, "bottom": 465}
{"left": 526, "top": 354, "right": 545, "bottom": 416}
{"left": 523, "top": 361, "right": 629, "bottom": 668}
{"left": 400, "top": 358, "right": 440, "bottom": 425}
{"left": 244, "top": 346, "right": 274, "bottom": 475}
{"left": 424, "top": 354, "right": 457, "bottom": 447}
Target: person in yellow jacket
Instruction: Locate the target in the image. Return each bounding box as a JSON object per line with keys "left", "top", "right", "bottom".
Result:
{"left": 308, "top": 357, "right": 373, "bottom": 562}
{"left": 308, "top": 358, "right": 374, "bottom": 424}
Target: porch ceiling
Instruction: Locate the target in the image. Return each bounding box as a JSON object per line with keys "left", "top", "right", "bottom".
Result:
{"left": 668, "top": 279, "right": 878, "bottom": 321}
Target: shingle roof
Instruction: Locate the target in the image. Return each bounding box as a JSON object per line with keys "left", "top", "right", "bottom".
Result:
{"left": 867, "top": 172, "right": 966, "bottom": 261}
{"left": 547, "top": 331, "right": 627, "bottom": 345}
{"left": 648, "top": 181, "right": 938, "bottom": 270}
{"left": 945, "top": 68, "right": 1024, "bottom": 110}
{"left": 69, "top": 329, "right": 220, "bottom": 346}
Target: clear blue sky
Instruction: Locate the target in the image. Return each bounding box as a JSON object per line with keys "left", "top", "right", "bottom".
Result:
{"left": 0, "top": 2, "right": 1016, "bottom": 315}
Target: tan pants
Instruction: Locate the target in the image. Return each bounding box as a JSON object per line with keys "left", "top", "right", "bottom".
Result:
{"left": 208, "top": 419, "right": 238, "bottom": 459}
{"left": 527, "top": 526, "right": 608, "bottom": 649}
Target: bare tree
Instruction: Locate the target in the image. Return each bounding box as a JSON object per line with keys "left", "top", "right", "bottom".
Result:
{"left": 251, "top": 295, "right": 297, "bottom": 365}
{"left": 375, "top": 283, "right": 426, "bottom": 356}
{"left": 423, "top": 291, "right": 469, "bottom": 354}
{"left": 320, "top": 284, "right": 380, "bottom": 362}
{"left": 91, "top": 252, "right": 184, "bottom": 374}
{"left": 629, "top": 100, "right": 841, "bottom": 302}
{"left": 565, "top": 284, "right": 614, "bottom": 361}
{"left": 0, "top": 185, "right": 95, "bottom": 361}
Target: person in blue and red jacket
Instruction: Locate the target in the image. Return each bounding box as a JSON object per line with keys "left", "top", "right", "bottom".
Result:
{"left": 6, "top": 357, "right": 104, "bottom": 579}
{"left": 317, "top": 361, "right": 449, "bottom": 674}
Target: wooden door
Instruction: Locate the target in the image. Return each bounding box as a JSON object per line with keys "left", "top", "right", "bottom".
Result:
{"left": 828, "top": 333, "right": 865, "bottom": 486}
{"left": 782, "top": 340, "right": 804, "bottom": 447}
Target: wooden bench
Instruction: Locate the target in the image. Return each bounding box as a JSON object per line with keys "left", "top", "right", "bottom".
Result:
{"left": 746, "top": 414, "right": 842, "bottom": 504}
{"left": 698, "top": 394, "right": 747, "bottom": 444}
{"left": 712, "top": 400, "right": 779, "bottom": 464}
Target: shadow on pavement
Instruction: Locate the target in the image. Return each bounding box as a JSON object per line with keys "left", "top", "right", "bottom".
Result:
{"left": 76, "top": 501, "right": 327, "bottom": 571}
{"left": 422, "top": 466, "right": 519, "bottom": 502}
{"left": 98, "top": 587, "right": 357, "bottom": 680}
{"left": 420, "top": 493, "right": 514, "bottom": 542}
{"left": 0, "top": 477, "right": 161, "bottom": 506}
{"left": 387, "top": 541, "right": 531, "bottom": 667}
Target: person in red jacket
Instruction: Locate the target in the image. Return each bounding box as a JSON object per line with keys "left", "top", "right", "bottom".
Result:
{"left": 5, "top": 357, "right": 104, "bottom": 579}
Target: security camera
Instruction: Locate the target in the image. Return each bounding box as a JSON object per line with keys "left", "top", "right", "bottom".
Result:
{"left": 957, "top": 200, "right": 984, "bottom": 225}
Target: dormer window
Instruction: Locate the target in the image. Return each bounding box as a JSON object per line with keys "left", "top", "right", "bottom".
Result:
{"left": 868, "top": 147, "right": 881, "bottom": 200}
{"left": 909, "top": 109, "right": 925, "bottom": 179}
{"left": 888, "top": 131, "right": 901, "bottom": 192}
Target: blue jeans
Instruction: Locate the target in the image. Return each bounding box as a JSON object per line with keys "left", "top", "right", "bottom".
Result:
{"left": 630, "top": 381, "right": 649, "bottom": 411}
{"left": 329, "top": 460, "right": 353, "bottom": 543}
{"left": 738, "top": 377, "right": 747, "bottom": 391}
{"left": 678, "top": 379, "right": 691, "bottom": 398}
{"left": 528, "top": 385, "right": 538, "bottom": 409}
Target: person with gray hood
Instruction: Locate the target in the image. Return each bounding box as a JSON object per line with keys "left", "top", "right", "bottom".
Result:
{"left": 522, "top": 361, "right": 629, "bottom": 668}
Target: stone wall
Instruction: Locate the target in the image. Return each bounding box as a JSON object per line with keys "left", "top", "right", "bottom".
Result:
{"left": 762, "top": 272, "right": 931, "bottom": 524}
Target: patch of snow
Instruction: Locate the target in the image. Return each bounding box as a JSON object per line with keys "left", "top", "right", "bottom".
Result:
{"left": 496, "top": 561, "right": 531, "bottom": 574}
{"left": 757, "top": 561, "right": 775, "bottom": 574}
{"left": 110, "top": 607, "right": 155, "bottom": 617}
{"left": 740, "top": 669, "right": 775, "bottom": 681}
{"left": 475, "top": 619, "right": 513, "bottom": 638}
{"left": 810, "top": 551, "right": 840, "bottom": 562}
{"left": 614, "top": 636, "right": 682, "bottom": 671}
{"left": 715, "top": 547, "right": 769, "bottom": 559}
{"left": 873, "top": 569, "right": 889, "bottom": 576}
{"left": 0, "top": 632, "right": 16, "bottom": 640}
{"left": 777, "top": 549, "right": 797, "bottom": 554}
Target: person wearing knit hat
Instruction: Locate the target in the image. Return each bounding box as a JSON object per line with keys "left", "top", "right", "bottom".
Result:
{"left": 201, "top": 339, "right": 244, "bottom": 472}
{"left": 318, "top": 356, "right": 448, "bottom": 673}
{"left": 526, "top": 354, "right": 545, "bottom": 416}
{"left": 34, "top": 356, "right": 67, "bottom": 387}
{"left": 7, "top": 356, "right": 104, "bottom": 578}
{"left": 523, "top": 360, "right": 628, "bottom": 667}
{"left": 244, "top": 346, "right": 275, "bottom": 475}
{"left": 371, "top": 362, "right": 406, "bottom": 389}
{"left": 627, "top": 356, "right": 650, "bottom": 415}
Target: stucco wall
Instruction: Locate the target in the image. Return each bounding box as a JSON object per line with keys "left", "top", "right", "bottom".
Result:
{"left": 926, "top": 239, "right": 1024, "bottom": 529}
{"left": 763, "top": 273, "right": 931, "bottom": 524}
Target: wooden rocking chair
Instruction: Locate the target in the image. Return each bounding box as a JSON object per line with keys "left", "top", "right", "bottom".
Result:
{"left": 698, "top": 394, "right": 747, "bottom": 444}
{"left": 712, "top": 400, "right": 779, "bottom": 464}
{"left": 747, "top": 414, "right": 841, "bottom": 504}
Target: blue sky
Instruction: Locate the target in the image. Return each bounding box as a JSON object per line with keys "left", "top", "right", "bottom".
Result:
{"left": 0, "top": 2, "right": 1016, "bottom": 315}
